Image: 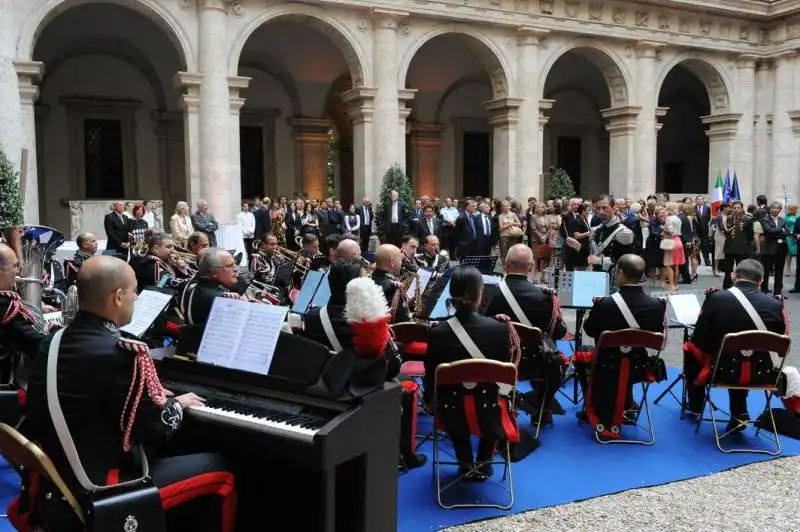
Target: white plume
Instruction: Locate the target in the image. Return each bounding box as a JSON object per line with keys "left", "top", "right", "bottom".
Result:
{"left": 345, "top": 277, "right": 390, "bottom": 323}
{"left": 783, "top": 366, "right": 800, "bottom": 398}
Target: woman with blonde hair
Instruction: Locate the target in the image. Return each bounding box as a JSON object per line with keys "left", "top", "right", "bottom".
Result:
{"left": 662, "top": 203, "right": 685, "bottom": 291}
{"left": 170, "top": 201, "right": 194, "bottom": 247}
{"left": 497, "top": 200, "right": 523, "bottom": 261}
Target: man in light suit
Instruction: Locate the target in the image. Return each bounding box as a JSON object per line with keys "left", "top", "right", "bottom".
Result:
{"left": 383, "top": 190, "right": 405, "bottom": 247}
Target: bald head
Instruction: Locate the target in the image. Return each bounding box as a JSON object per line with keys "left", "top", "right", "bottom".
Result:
{"left": 504, "top": 244, "right": 533, "bottom": 274}
{"left": 77, "top": 256, "right": 138, "bottom": 325}
{"left": 375, "top": 244, "right": 402, "bottom": 275}
{"left": 336, "top": 238, "right": 361, "bottom": 261}
{"left": 616, "top": 254, "right": 646, "bottom": 285}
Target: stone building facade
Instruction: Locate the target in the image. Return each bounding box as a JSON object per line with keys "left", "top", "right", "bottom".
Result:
{"left": 0, "top": 0, "right": 798, "bottom": 233}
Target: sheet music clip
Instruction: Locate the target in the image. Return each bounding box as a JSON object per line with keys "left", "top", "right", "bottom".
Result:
{"left": 460, "top": 255, "right": 497, "bottom": 275}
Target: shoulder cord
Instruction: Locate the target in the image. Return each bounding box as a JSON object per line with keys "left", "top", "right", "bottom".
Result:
{"left": 0, "top": 291, "right": 35, "bottom": 326}
{"left": 548, "top": 290, "right": 563, "bottom": 338}
{"left": 507, "top": 320, "right": 521, "bottom": 366}
{"left": 120, "top": 349, "right": 167, "bottom": 452}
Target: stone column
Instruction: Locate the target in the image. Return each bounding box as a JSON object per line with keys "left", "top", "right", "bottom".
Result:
{"left": 770, "top": 51, "right": 797, "bottom": 201}
{"left": 290, "top": 118, "right": 332, "bottom": 201}
{"left": 701, "top": 113, "right": 742, "bottom": 193}
{"left": 538, "top": 99, "right": 554, "bottom": 196}
{"left": 409, "top": 123, "right": 445, "bottom": 198}
{"left": 733, "top": 54, "right": 757, "bottom": 204}
{"left": 198, "top": 0, "right": 232, "bottom": 221}
{"left": 484, "top": 98, "right": 522, "bottom": 199}
{"left": 753, "top": 60, "right": 772, "bottom": 200}
{"left": 788, "top": 111, "right": 800, "bottom": 203}
{"left": 175, "top": 72, "right": 203, "bottom": 208}
{"left": 13, "top": 61, "right": 43, "bottom": 224}
{"left": 0, "top": 1, "right": 22, "bottom": 183}
{"left": 601, "top": 106, "right": 641, "bottom": 198}
{"left": 228, "top": 75, "right": 250, "bottom": 207}
{"left": 397, "top": 89, "right": 416, "bottom": 170}
{"left": 372, "top": 9, "right": 407, "bottom": 178}
{"left": 516, "top": 27, "right": 548, "bottom": 202}
{"left": 633, "top": 42, "right": 663, "bottom": 198}
{"left": 343, "top": 87, "right": 377, "bottom": 202}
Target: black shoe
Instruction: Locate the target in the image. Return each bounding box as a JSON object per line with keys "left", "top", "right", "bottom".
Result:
{"left": 725, "top": 416, "right": 750, "bottom": 434}
{"left": 401, "top": 453, "right": 427, "bottom": 469}
{"left": 458, "top": 465, "right": 488, "bottom": 482}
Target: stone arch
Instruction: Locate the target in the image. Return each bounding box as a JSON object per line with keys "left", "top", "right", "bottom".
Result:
{"left": 433, "top": 73, "right": 492, "bottom": 123}
{"left": 540, "top": 43, "right": 632, "bottom": 107}
{"left": 229, "top": 4, "right": 369, "bottom": 87}
{"left": 17, "top": 0, "right": 193, "bottom": 70}
{"left": 399, "top": 25, "right": 512, "bottom": 98}
{"left": 238, "top": 57, "right": 302, "bottom": 116}
{"left": 656, "top": 55, "right": 731, "bottom": 113}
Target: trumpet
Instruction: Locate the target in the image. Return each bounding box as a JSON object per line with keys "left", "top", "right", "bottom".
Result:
{"left": 132, "top": 242, "right": 148, "bottom": 257}
{"left": 171, "top": 250, "right": 197, "bottom": 262}
{"left": 252, "top": 238, "right": 262, "bottom": 251}
{"left": 277, "top": 246, "right": 298, "bottom": 259}
{"left": 169, "top": 251, "right": 197, "bottom": 273}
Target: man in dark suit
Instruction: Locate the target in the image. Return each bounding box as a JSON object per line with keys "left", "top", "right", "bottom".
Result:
{"left": 454, "top": 201, "right": 478, "bottom": 260}
{"left": 415, "top": 205, "right": 442, "bottom": 242}
{"left": 356, "top": 197, "right": 373, "bottom": 252}
{"left": 759, "top": 201, "right": 789, "bottom": 295}
{"left": 474, "top": 202, "right": 494, "bottom": 256}
{"left": 102, "top": 201, "right": 128, "bottom": 256}
{"left": 383, "top": 190, "right": 405, "bottom": 246}
{"left": 576, "top": 254, "right": 666, "bottom": 439}
{"left": 685, "top": 259, "right": 787, "bottom": 432}
{"left": 695, "top": 196, "right": 711, "bottom": 266}
{"left": 253, "top": 201, "right": 272, "bottom": 242}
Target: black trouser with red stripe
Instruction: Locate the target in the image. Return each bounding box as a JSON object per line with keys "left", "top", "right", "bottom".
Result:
{"left": 152, "top": 453, "right": 237, "bottom": 532}
{"left": 683, "top": 351, "right": 748, "bottom": 417}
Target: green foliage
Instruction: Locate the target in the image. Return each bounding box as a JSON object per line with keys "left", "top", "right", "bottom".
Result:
{"left": 548, "top": 167, "right": 576, "bottom": 200}
{"left": 326, "top": 129, "right": 337, "bottom": 199}
{"left": 0, "top": 148, "right": 24, "bottom": 227}
{"left": 375, "top": 165, "right": 413, "bottom": 235}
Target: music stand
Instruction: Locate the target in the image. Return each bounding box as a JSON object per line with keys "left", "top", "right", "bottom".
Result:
{"left": 419, "top": 266, "right": 457, "bottom": 320}
{"left": 461, "top": 256, "right": 497, "bottom": 275}
{"left": 290, "top": 270, "right": 327, "bottom": 315}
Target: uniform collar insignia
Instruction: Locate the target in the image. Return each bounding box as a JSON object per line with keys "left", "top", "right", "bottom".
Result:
{"left": 103, "top": 321, "right": 121, "bottom": 337}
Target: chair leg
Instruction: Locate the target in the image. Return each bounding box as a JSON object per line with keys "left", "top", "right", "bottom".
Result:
{"left": 701, "top": 388, "right": 782, "bottom": 455}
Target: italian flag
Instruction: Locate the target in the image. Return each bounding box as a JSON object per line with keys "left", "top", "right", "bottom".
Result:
{"left": 711, "top": 173, "right": 724, "bottom": 215}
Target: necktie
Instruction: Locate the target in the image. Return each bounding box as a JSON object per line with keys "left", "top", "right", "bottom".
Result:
{"left": 469, "top": 215, "right": 475, "bottom": 235}
{"left": 364, "top": 208, "right": 369, "bottom": 225}
{"left": 428, "top": 219, "right": 433, "bottom": 234}
{"left": 483, "top": 216, "right": 489, "bottom": 236}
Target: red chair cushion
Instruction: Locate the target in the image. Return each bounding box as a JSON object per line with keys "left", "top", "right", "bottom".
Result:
{"left": 404, "top": 341, "right": 427, "bottom": 356}
{"left": 401, "top": 361, "right": 425, "bottom": 377}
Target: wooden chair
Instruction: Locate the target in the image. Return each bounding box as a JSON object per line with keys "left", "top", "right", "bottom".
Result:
{"left": 510, "top": 323, "right": 551, "bottom": 438}
{"left": 694, "top": 330, "right": 791, "bottom": 455}
{"left": 433, "top": 359, "right": 519, "bottom": 510}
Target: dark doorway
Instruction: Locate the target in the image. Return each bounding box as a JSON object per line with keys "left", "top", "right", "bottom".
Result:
{"left": 338, "top": 141, "right": 354, "bottom": 206}
{"left": 462, "top": 132, "right": 490, "bottom": 198}
{"left": 83, "top": 118, "right": 124, "bottom": 199}
{"left": 663, "top": 162, "right": 684, "bottom": 194}
{"left": 240, "top": 126, "right": 264, "bottom": 199}
{"left": 557, "top": 136, "right": 582, "bottom": 194}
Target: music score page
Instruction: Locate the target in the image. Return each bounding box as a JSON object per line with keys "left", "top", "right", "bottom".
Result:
{"left": 120, "top": 290, "right": 173, "bottom": 337}
{"left": 198, "top": 298, "right": 289, "bottom": 375}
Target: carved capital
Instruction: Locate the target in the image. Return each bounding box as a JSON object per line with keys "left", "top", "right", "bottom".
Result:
{"left": 516, "top": 26, "right": 549, "bottom": 46}
{"left": 174, "top": 71, "right": 204, "bottom": 111}
{"left": 772, "top": 50, "right": 798, "bottom": 66}
{"left": 601, "top": 105, "right": 642, "bottom": 137}
{"left": 228, "top": 75, "right": 250, "bottom": 114}
{"left": 372, "top": 8, "right": 409, "bottom": 30}
{"left": 736, "top": 54, "right": 758, "bottom": 70}
{"left": 13, "top": 61, "right": 44, "bottom": 105}
{"left": 701, "top": 112, "right": 743, "bottom": 141}
{"left": 539, "top": 98, "right": 555, "bottom": 129}
{"left": 342, "top": 87, "right": 377, "bottom": 124}
{"left": 198, "top": 0, "right": 231, "bottom": 12}
{"left": 484, "top": 97, "right": 522, "bottom": 127}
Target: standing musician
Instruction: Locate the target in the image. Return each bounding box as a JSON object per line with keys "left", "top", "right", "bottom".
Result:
{"left": 64, "top": 232, "right": 98, "bottom": 286}
{"left": 423, "top": 266, "right": 518, "bottom": 479}
{"left": 371, "top": 244, "right": 412, "bottom": 324}
{"left": 722, "top": 200, "right": 752, "bottom": 289}
{"left": 684, "top": 259, "right": 788, "bottom": 432}
{"left": 587, "top": 195, "right": 635, "bottom": 278}
{"left": 573, "top": 255, "right": 667, "bottom": 439}
{"left": 134, "top": 233, "right": 194, "bottom": 293}
{"left": 415, "top": 235, "right": 449, "bottom": 274}
{"left": 249, "top": 235, "right": 285, "bottom": 280}
{"left": 400, "top": 236, "right": 419, "bottom": 275}
{"left": 22, "top": 256, "right": 236, "bottom": 532}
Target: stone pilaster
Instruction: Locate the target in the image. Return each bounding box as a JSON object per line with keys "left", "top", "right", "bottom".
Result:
{"left": 633, "top": 42, "right": 664, "bottom": 200}
{"left": 175, "top": 72, "right": 203, "bottom": 208}
{"left": 409, "top": 123, "right": 445, "bottom": 198}
{"left": 343, "top": 87, "right": 377, "bottom": 202}
{"left": 0, "top": 1, "right": 22, "bottom": 203}
{"left": 228, "top": 75, "right": 250, "bottom": 208}
{"left": 734, "top": 54, "right": 757, "bottom": 204}
{"left": 702, "top": 113, "right": 743, "bottom": 193}
{"left": 198, "top": 0, "right": 233, "bottom": 221}
{"left": 515, "top": 27, "right": 549, "bottom": 202}
{"left": 484, "top": 98, "right": 522, "bottom": 199}
{"left": 372, "top": 9, "right": 407, "bottom": 178}
{"left": 397, "top": 88, "right": 416, "bottom": 170}
{"left": 290, "top": 118, "right": 333, "bottom": 201}
{"left": 771, "top": 51, "right": 798, "bottom": 201}
{"left": 13, "top": 61, "right": 43, "bottom": 224}
{"left": 753, "top": 61, "right": 772, "bottom": 199}
{"left": 601, "top": 105, "right": 641, "bottom": 198}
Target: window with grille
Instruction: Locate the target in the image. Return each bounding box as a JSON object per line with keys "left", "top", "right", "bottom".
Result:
{"left": 84, "top": 119, "right": 124, "bottom": 198}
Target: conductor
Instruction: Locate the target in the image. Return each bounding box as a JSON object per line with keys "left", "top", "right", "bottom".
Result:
{"left": 23, "top": 256, "right": 236, "bottom": 532}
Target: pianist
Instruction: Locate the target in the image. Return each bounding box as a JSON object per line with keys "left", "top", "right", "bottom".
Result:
{"left": 22, "top": 256, "right": 237, "bottom": 532}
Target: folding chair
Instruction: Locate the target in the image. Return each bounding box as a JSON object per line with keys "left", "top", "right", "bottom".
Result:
{"left": 694, "top": 330, "right": 791, "bottom": 455}
{"left": 433, "top": 359, "right": 519, "bottom": 510}
{"left": 583, "top": 328, "right": 665, "bottom": 445}
{"left": 511, "top": 323, "right": 551, "bottom": 438}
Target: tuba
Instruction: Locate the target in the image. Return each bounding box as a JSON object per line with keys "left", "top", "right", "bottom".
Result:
{"left": 62, "top": 285, "right": 79, "bottom": 326}
{"left": 2, "top": 225, "right": 65, "bottom": 310}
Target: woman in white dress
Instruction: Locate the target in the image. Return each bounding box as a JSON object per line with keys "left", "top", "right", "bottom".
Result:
{"left": 170, "top": 201, "right": 194, "bottom": 248}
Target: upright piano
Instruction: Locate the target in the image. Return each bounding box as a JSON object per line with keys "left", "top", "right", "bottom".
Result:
{"left": 157, "top": 353, "right": 401, "bottom": 532}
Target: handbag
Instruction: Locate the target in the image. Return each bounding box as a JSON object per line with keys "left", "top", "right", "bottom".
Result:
{"left": 659, "top": 238, "right": 675, "bottom": 251}
{"left": 508, "top": 226, "right": 523, "bottom": 237}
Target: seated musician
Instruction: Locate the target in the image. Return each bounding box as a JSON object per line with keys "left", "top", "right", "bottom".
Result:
{"left": 336, "top": 236, "right": 362, "bottom": 261}
{"left": 371, "top": 244, "right": 411, "bottom": 324}
{"left": 293, "top": 234, "right": 320, "bottom": 287}
{"left": 22, "top": 256, "right": 236, "bottom": 532}
{"left": 424, "top": 266, "right": 516, "bottom": 478}
{"left": 574, "top": 254, "right": 667, "bottom": 438}
{"left": 484, "top": 244, "right": 568, "bottom": 417}
{"left": 64, "top": 232, "right": 98, "bottom": 286}
{"left": 135, "top": 232, "right": 194, "bottom": 293}
{"left": 177, "top": 248, "right": 240, "bottom": 355}
{"left": 322, "top": 234, "right": 341, "bottom": 267}
{"left": 42, "top": 249, "right": 67, "bottom": 307}
{"left": 400, "top": 235, "right": 419, "bottom": 275}
{"left": 415, "top": 235, "right": 449, "bottom": 274}
{"left": 249, "top": 234, "right": 285, "bottom": 280}
{"left": 684, "top": 259, "right": 788, "bottom": 432}
{"left": 186, "top": 231, "right": 211, "bottom": 259}
{"left": 302, "top": 259, "right": 361, "bottom": 350}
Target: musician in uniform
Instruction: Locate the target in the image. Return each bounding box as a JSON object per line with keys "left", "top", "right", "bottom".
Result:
{"left": 587, "top": 195, "right": 635, "bottom": 281}
{"left": 400, "top": 235, "right": 419, "bottom": 275}
{"left": 423, "top": 266, "right": 517, "bottom": 479}
{"left": 574, "top": 254, "right": 667, "bottom": 439}
{"left": 249, "top": 234, "right": 285, "bottom": 281}
{"left": 186, "top": 231, "right": 211, "bottom": 259}
{"left": 42, "top": 249, "right": 67, "bottom": 307}
{"left": 721, "top": 201, "right": 752, "bottom": 289}
{"left": 684, "top": 259, "right": 788, "bottom": 432}
{"left": 484, "top": 244, "right": 568, "bottom": 417}
{"left": 134, "top": 233, "right": 194, "bottom": 292}
{"left": 371, "top": 244, "right": 411, "bottom": 324}
{"left": 414, "top": 235, "right": 449, "bottom": 274}
{"left": 22, "top": 256, "right": 236, "bottom": 532}
{"left": 64, "top": 232, "right": 98, "bottom": 286}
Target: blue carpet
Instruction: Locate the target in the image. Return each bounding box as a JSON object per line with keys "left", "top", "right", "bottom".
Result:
{"left": 0, "top": 462, "right": 17, "bottom": 531}
{"left": 398, "top": 345, "right": 800, "bottom": 531}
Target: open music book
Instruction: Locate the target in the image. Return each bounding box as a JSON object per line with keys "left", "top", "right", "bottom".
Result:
{"left": 120, "top": 289, "right": 174, "bottom": 337}
{"left": 198, "top": 298, "right": 289, "bottom": 375}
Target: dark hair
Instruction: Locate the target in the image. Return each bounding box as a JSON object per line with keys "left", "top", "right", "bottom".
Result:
{"left": 324, "top": 233, "right": 341, "bottom": 254}
{"left": 187, "top": 232, "right": 207, "bottom": 247}
{"left": 596, "top": 194, "right": 615, "bottom": 207}
{"left": 147, "top": 232, "right": 171, "bottom": 248}
{"left": 302, "top": 234, "right": 319, "bottom": 247}
{"left": 132, "top": 204, "right": 145, "bottom": 218}
{"left": 747, "top": 204, "right": 757, "bottom": 215}
{"left": 76, "top": 233, "right": 88, "bottom": 248}
{"left": 756, "top": 194, "right": 768, "bottom": 206}
{"left": 401, "top": 235, "right": 418, "bottom": 246}
{"left": 447, "top": 266, "right": 483, "bottom": 314}
{"left": 327, "top": 259, "right": 362, "bottom": 304}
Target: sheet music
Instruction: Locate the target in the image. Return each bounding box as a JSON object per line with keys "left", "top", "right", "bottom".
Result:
{"left": 43, "top": 311, "right": 63, "bottom": 327}
{"left": 571, "top": 271, "right": 608, "bottom": 308}
{"left": 120, "top": 290, "right": 173, "bottom": 337}
{"left": 406, "top": 269, "right": 433, "bottom": 300}
{"left": 198, "top": 298, "right": 289, "bottom": 375}
{"left": 668, "top": 293, "right": 701, "bottom": 326}
{"left": 482, "top": 275, "right": 501, "bottom": 286}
